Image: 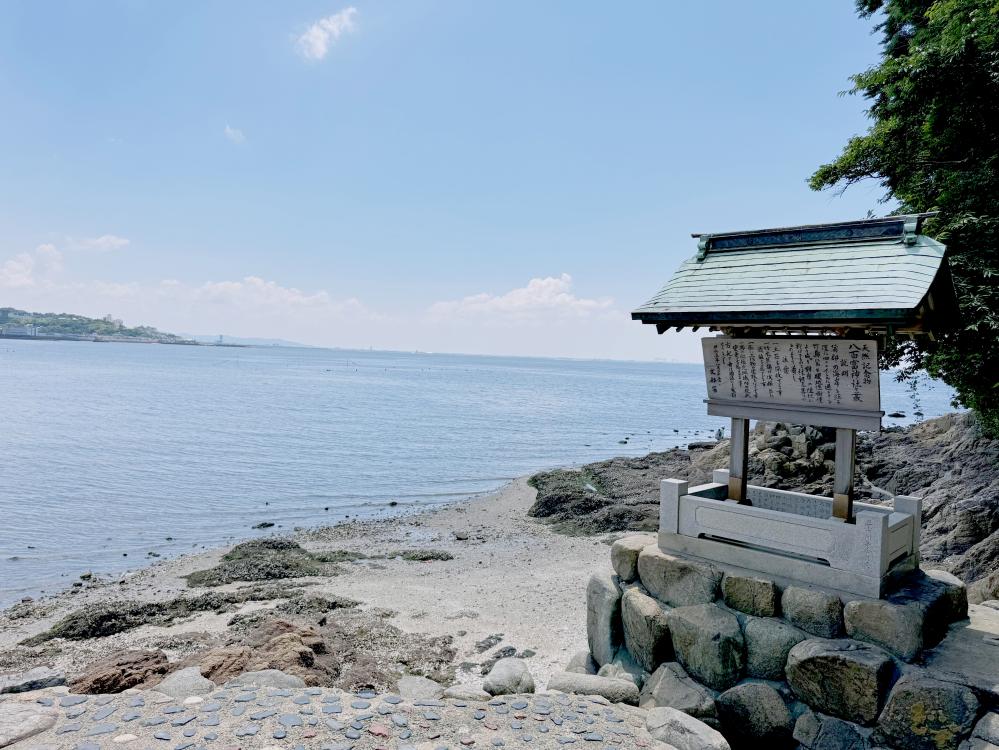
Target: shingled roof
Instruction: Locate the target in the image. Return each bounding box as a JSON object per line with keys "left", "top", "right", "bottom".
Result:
{"left": 632, "top": 214, "right": 959, "bottom": 335}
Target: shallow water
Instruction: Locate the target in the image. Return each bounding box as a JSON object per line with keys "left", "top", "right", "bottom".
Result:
{"left": 0, "top": 340, "right": 956, "bottom": 606}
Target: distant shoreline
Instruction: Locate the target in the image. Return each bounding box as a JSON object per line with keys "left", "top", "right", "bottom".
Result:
{"left": 0, "top": 333, "right": 247, "bottom": 347}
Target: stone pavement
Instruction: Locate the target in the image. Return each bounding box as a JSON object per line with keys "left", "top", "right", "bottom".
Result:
{"left": 2, "top": 684, "right": 668, "bottom": 750}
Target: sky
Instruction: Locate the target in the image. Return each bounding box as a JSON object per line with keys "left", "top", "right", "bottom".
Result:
{"left": 0, "top": 1, "right": 893, "bottom": 361}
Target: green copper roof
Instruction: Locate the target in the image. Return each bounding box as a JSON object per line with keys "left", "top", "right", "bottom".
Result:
{"left": 632, "top": 215, "right": 958, "bottom": 332}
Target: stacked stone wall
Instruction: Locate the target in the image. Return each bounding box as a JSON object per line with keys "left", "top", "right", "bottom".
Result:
{"left": 566, "top": 533, "right": 993, "bottom": 750}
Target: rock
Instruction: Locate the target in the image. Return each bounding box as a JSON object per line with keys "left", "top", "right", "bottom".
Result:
{"left": 646, "top": 706, "right": 731, "bottom": 750}
{"left": 0, "top": 702, "right": 58, "bottom": 748}
{"left": 722, "top": 575, "right": 780, "bottom": 618}
{"left": 844, "top": 599, "right": 926, "bottom": 661}
{"left": 741, "top": 616, "right": 808, "bottom": 680}
{"left": 717, "top": 681, "right": 794, "bottom": 749}
{"left": 639, "top": 662, "right": 718, "bottom": 723}
{"left": 565, "top": 650, "right": 598, "bottom": 675}
{"left": 637, "top": 547, "right": 722, "bottom": 607}
{"left": 969, "top": 571, "right": 999, "bottom": 605}
{"left": 968, "top": 713, "right": 999, "bottom": 750}
{"left": 611, "top": 534, "right": 654, "bottom": 582}
{"left": 547, "top": 672, "right": 640, "bottom": 705}
{"left": 482, "top": 657, "right": 534, "bottom": 695}
{"left": 229, "top": 668, "right": 306, "bottom": 688}
{"left": 586, "top": 572, "right": 623, "bottom": 666}
{"left": 197, "top": 645, "right": 253, "bottom": 682}
{"left": 793, "top": 709, "right": 872, "bottom": 750}
{"left": 397, "top": 675, "right": 444, "bottom": 700}
{"left": 596, "top": 649, "right": 645, "bottom": 688}
{"left": 442, "top": 684, "right": 491, "bottom": 701}
{"left": 0, "top": 666, "right": 65, "bottom": 694}
{"left": 70, "top": 650, "right": 168, "bottom": 693}
{"left": 152, "top": 666, "right": 215, "bottom": 698}
{"left": 622, "top": 586, "right": 673, "bottom": 672}
{"left": 782, "top": 586, "right": 843, "bottom": 638}
{"left": 886, "top": 568, "right": 969, "bottom": 649}
{"left": 665, "top": 603, "right": 744, "bottom": 691}
{"left": 785, "top": 639, "right": 895, "bottom": 726}
{"left": 874, "top": 672, "right": 979, "bottom": 750}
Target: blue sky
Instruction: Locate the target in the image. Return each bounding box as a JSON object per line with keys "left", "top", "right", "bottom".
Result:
{"left": 0, "top": 1, "right": 890, "bottom": 360}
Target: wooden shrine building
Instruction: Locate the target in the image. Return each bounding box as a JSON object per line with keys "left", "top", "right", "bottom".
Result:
{"left": 632, "top": 214, "right": 960, "bottom": 596}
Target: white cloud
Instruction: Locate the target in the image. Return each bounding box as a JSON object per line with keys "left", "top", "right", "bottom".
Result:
{"left": 0, "top": 244, "right": 64, "bottom": 288}
{"left": 429, "top": 273, "right": 614, "bottom": 322}
{"left": 80, "top": 235, "right": 130, "bottom": 252}
{"left": 297, "top": 7, "right": 358, "bottom": 60}
{"left": 224, "top": 124, "right": 246, "bottom": 145}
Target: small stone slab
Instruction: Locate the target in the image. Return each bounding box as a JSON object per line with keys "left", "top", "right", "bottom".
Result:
{"left": 610, "top": 535, "right": 654, "bottom": 583}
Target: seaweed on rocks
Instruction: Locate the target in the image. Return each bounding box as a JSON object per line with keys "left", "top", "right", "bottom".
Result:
{"left": 390, "top": 549, "right": 455, "bottom": 562}
{"left": 21, "top": 586, "right": 310, "bottom": 645}
{"left": 184, "top": 538, "right": 342, "bottom": 587}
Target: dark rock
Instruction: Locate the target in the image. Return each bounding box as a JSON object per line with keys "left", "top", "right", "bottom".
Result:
{"left": 665, "top": 604, "right": 744, "bottom": 691}
{"left": 793, "top": 709, "right": 872, "bottom": 750}
{"left": 874, "top": 672, "right": 979, "bottom": 750}
{"left": 785, "top": 639, "right": 895, "bottom": 726}
{"left": 716, "top": 681, "right": 794, "bottom": 749}
{"left": 621, "top": 586, "right": 673, "bottom": 672}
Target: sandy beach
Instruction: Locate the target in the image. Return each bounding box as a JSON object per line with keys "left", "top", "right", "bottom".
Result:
{"left": 0, "top": 477, "right": 616, "bottom": 693}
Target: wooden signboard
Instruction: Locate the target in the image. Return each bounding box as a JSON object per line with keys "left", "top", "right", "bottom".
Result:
{"left": 701, "top": 336, "right": 883, "bottom": 431}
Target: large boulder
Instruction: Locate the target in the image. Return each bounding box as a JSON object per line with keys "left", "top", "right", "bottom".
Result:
{"left": 482, "top": 657, "right": 535, "bottom": 695}
{"left": 638, "top": 547, "right": 722, "bottom": 607}
{"left": 722, "top": 575, "right": 780, "bottom": 618}
{"left": 782, "top": 586, "right": 844, "bottom": 638}
{"left": 741, "top": 616, "right": 808, "bottom": 681}
{"left": 622, "top": 586, "right": 673, "bottom": 672}
{"left": 611, "top": 534, "right": 654, "bottom": 582}
{"left": 639, "top": 662, "right": 718, "bottom": 723}
{"left": 874, "top": 672, "right": 979, "bottom": 750}
{"left": 69, "top": 649, "right": 168, "bottom": 693}
{"left": 646, "top": 706, "right": 731, "bottom": 750}
{"left": 844, "top": 599, "right": 926, "bottom": 662}
{"left": 586, "top": 572, "right": 623, "bottom": 667}
{"left": 785, "top": 639, "right": 895, "bottom": 726}
{"left": 716, "top": 681, "right": 795, "bottom": 749}
{"left": 152, "top": 666, "right": 215, "bottom": 699}
{"left": 665, "top": 603, "right": 745, "bottom": 691}
{"left": 793, "top": 710, "right": 873, "bottom": 750}
{"left": 0, "top": 666, "right": 65, "bottom": 694}
{"left": 547, "top": 671, "right": 640, "bottom": 705}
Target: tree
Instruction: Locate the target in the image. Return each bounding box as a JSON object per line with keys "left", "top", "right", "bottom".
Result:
{"left": 810, "top": 0, "right": 999, "bottom": 435}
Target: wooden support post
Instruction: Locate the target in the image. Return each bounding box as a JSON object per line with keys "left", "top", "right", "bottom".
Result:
{"left": 833, "top": 427, "right": 856, "bottom": 521}
{"left": 728, "top": 417, "right": 749, "bottom": 503}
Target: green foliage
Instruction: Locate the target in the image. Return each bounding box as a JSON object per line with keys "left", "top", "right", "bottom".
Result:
{"left": 0, "top": 306, "right": 189, "bottom": 342}
{"left": 811, "top": 0, "right": 999, "bottom": 435}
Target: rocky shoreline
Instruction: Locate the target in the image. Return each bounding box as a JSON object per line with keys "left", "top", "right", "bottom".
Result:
{"left": 2, "top": 412, "right": 997, "bottom": 748}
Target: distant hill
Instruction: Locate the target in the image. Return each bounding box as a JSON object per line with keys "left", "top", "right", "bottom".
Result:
{"left": 187, "top": 334, "right": 312, "bottom": 347}
{"left": 0, "top": 307, "right": 193, "bottom": 343}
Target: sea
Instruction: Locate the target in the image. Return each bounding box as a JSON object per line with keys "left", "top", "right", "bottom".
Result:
{"left": 0, "top": 340, "right": 957, "bottom": 607}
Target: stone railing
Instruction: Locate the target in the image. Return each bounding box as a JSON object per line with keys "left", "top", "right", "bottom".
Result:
{"left": 658, "top": 469, "right": 920, "bottom": 598}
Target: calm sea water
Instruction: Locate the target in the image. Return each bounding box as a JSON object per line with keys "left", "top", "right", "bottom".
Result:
{"left": 0, "top": 340, "right": 956, "bottom": 606}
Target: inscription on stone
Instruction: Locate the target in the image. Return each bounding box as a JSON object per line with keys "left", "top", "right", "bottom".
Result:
{"left": 702, "top": 336, "right": 880, "bottom": 412}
